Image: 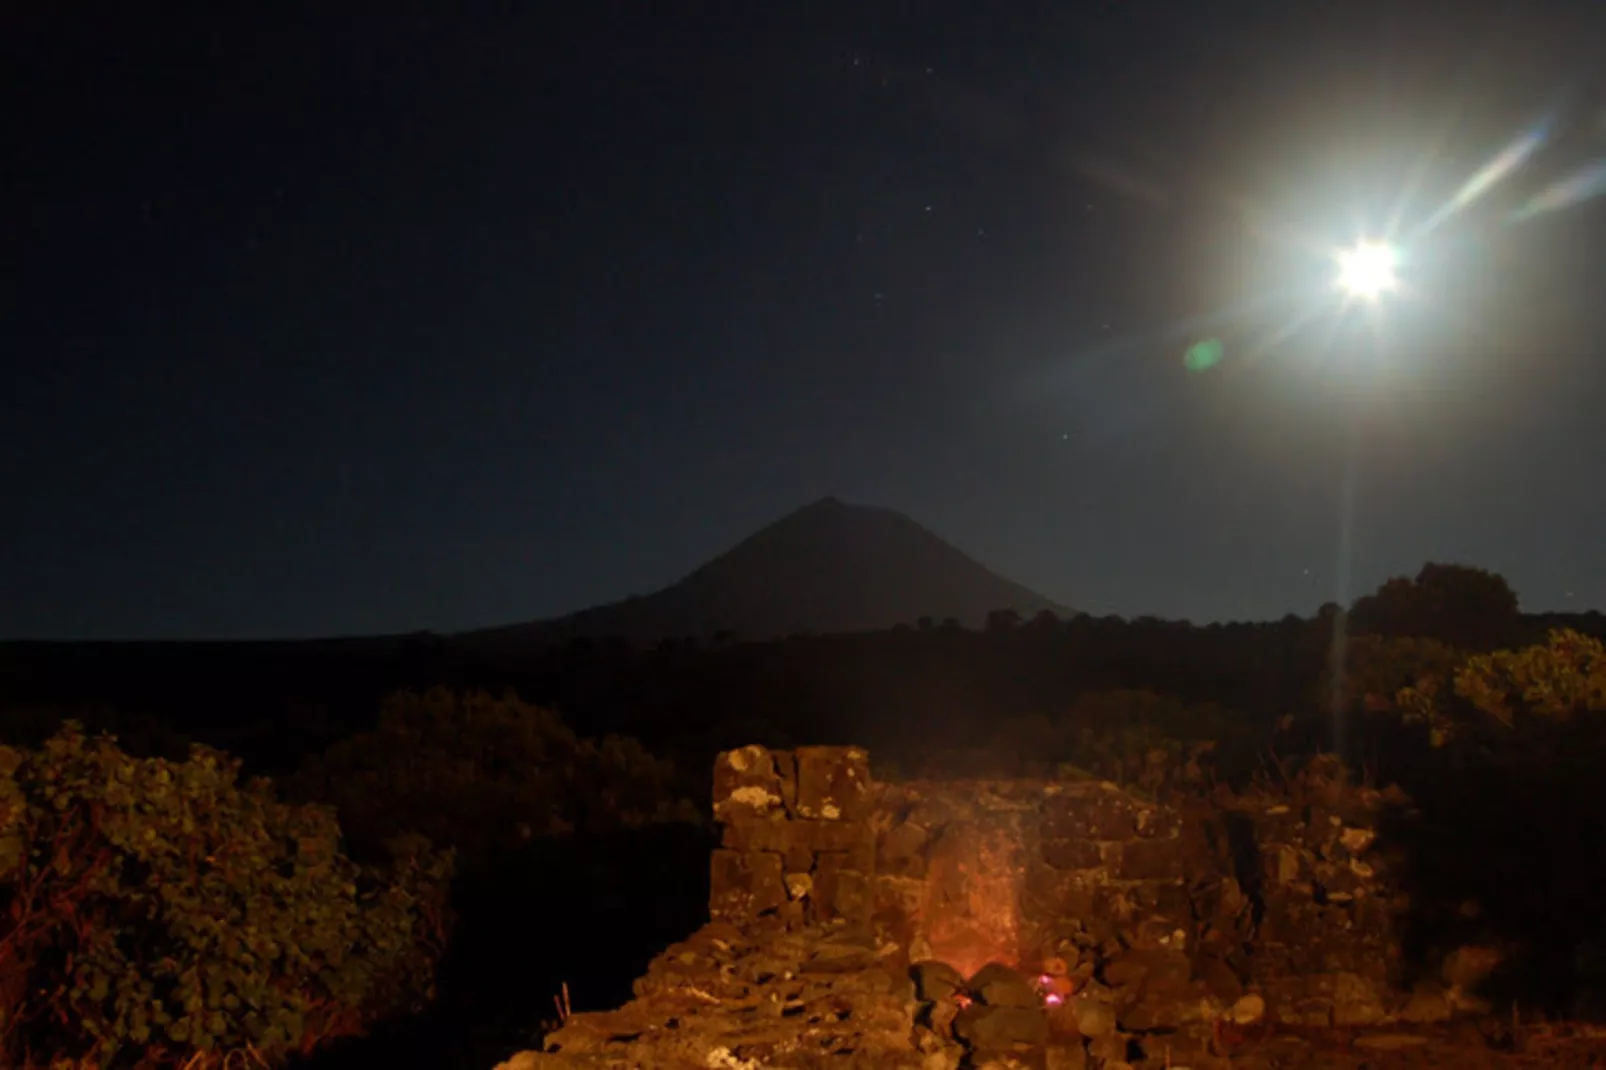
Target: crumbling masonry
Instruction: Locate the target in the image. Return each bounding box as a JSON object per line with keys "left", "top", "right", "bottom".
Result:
{"left": 499, "top": 746, "right": 1497, "bottom": 1069}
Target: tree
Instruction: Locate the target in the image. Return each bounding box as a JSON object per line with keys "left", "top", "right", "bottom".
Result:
{"left": 1348, "top": 563, "right": 1521, "bottom": 651}
{"left": 0, "top": 724, "right": 449, "bottom": 1069}
{"left": 1026, "top": 609, "right": 1061, "bottom": 633}
{"left": 985, "top": 608, "right": 1023, "bottom": 633}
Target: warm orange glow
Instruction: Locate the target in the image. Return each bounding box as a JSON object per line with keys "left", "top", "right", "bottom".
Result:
{"left": 914, "top": 819, "right": 1025, "bottom": 977}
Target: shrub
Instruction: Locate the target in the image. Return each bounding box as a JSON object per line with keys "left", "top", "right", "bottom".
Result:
{"left": 0, "top": 723, "right": 450, "bottom": 1069}
{"left": 1396, "top": 628, "right": 1606, "bottom": 748}
{"left": 288, "top": 688, "right": 699, "bottom": 865}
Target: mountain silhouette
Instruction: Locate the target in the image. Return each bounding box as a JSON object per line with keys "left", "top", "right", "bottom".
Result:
{"left": 461, "top": 497, "right": 1072, "bottom": 648}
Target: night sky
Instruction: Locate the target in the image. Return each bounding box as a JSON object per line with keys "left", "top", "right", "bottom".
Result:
{"left": 5, "top": 3, "right": 1606, "bottom": 640}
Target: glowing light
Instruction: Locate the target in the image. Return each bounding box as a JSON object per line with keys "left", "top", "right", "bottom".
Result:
{"left": 1333, "top": 240, "right": 1398, "bottom": 301}
{"left": 1183, "top": 337, "right": 1224, "bottom": 372}
{"left": 1044, "top": 992, "right": 1065, "bottom": 1006}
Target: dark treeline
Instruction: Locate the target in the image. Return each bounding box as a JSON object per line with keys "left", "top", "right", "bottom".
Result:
{"left": 3, "top": 581, "right": 1600, "bottom": 786}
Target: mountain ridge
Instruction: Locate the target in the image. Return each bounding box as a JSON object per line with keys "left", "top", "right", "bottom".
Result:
{"left": 459, "top": 497, "right": 1073, "bottom": 648}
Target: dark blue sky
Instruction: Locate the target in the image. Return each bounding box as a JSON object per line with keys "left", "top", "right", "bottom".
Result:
{"left": 5, "top": 2, "right": 1606, "bottom": 639}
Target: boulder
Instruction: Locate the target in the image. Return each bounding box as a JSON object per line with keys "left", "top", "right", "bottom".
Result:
{"left": 913, "top": 960, "right": 967, "bottom": 1002}
{"left": 955, "top": 1004, "right": 1049, "bottom": 1051}
{"left": 969, "top": 963, "right": 1041, "bottom": 1008}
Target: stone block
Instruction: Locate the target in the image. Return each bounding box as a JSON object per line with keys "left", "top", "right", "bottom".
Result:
{"left": 709, "top": 848, "right": 786, "bottom": 923}
{"left": 879, "top": 819, "right": 931, "bottom": 877}
{"left": 794, "top": 745, "right": 873, "bottom": 820}
{"left": 1068, "top": 993, "right": 1116, "bottom": 1038}
{"left": 1118, "top": 838, "right": 1183, "bottom": 880}
{"left": 797, "top": 817, "right": 876, "bottom": 856}
{"left": 1331, "top": 971, "right": 1388, "bottom": 1026}
{"left": 1041, "top": 788, "right": 1136, "bottom": 842}
{"left": 1041, "top": 837, "right": 1104, "bottom": 871}
{"left": 712, "top": 745, "right": 786, "bottom": 822}
{"left": 1103, "top": 948, "right": 1192, "bottom": 995}
{"left": 720, "top": 814, "right": 792, "bottom": 852}
{"left": 1129, "top": 877, "right": 1189, "bottom": 919}
{"left": 1091, "top": 883, "right": 1137, "bottom": 927}
{"left": 912, "top": 959, "right": 966, "bottom": 1001}
{"left": 969, "top": 963, "right": 1040, "bottom": 1007}
{"left": 813, "top": 851, "right": 872, "bottom": 924}
{"left": 1023, "top": 864, "right": 1097, "bottom": 923}
{"left": 1133, "top": 804, "right": 1181, "bottom": 839}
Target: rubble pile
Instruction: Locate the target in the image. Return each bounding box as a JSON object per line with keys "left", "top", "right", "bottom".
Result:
{"left": 508, "top": 919, "right": 924, "bottom": 1069}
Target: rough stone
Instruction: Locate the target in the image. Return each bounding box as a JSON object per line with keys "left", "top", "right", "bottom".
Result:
{"left": 1331, "top": 971, "right": 1388, "bottom": 1026}
{"left": 1068, "top": 995, "right": 1116, "bottom": 1038}
{"left": 955, "top": 1004, "right": 1049, "bottom": 1051}
{"left": 1044, "top": 1042, "right": 1088, "bottom": 1070}
{"left": 912, "top": 960, "right": 966, "bottom": 1001}
{"left": 1118, "top": 837, "right": 1183, "bottom": 880}
{"left": 713, "top": 745, "right": 787, "bottom": 822}
{"left": 1229, "top": 993, "right": 1267, "bottom": 1025}
{"left": 813, "top": 851, "right": 872, "bottom": 924}
{"left": 970, "top": 963, "right": 1041, "bottom": 1008}
{"left": 1086, "top": 1031, "right": 1128, "bottom": 1066}
{"left": 794, "top": 745, "right": 873, "bottom": 821}
{"left": 709, "top": 849, "right": 786, "bottom": 923}
{"left": 1400, "top": 983, "right": 1453, "bottom": 1024}
{"left": 1442, "top": 945, "right": 1502, "bottom": 992}
{"left": 1041, "top": 837, "right": 1104, "bottom": 870}
{"left": 881, "top": 820, "right": 931, "bottom": 876}
{"left": 1041, "top": 788, "right": 1137, "bottom": 842}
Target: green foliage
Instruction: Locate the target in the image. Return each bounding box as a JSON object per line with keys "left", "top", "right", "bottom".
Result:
{"left": 0, "top": 723, "right": 450, "bottom": 1069}
{"left": 1396, "top": 629, "right": 1606, "bottom": 747}
{"left": 288, "top": 688, "right": 698, "bottom": 864}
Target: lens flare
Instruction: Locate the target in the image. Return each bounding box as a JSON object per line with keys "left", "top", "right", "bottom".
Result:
{"left": 1333, "top": 241, "right": 1398, "bottom": 301}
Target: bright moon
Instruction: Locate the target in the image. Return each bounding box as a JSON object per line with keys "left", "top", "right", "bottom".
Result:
{"left": 1334, "top": 240, "right": 1398, "bottom": 301}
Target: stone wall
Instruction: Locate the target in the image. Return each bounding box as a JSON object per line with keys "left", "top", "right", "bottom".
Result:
{"left": 503, "top": 745, "right": 1473, "bottom": 1070}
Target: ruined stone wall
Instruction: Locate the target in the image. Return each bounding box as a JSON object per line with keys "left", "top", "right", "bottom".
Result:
{"left": 1226, "top": 757, "right": 1413, "bottom": 1027}
{"left": 707, "top": 747, "right": 1411, "bottom": 1022}
{"left": 509, "top": 745, "right": 1448, "bottom": 1069}
{"left": 709, "top": 745, "right": 877, "bottom": 931}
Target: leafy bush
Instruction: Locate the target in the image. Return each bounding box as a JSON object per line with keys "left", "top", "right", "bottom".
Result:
{"left": 1397, "top": 628, "right": 1606, "bottom": 748}
{"left": 0, "top": 724, "right": 450, "bottom": 1069}
{"left": 1322, "top": 634, "right": 1466, "bottom": 716}
{"left": 288, "top": 688, "right": 699, "bottom": 865}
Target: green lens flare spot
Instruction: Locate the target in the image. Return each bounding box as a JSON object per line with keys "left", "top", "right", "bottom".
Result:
{"left": 1183, "top": 338, "right": 1224, "bottom": 372}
